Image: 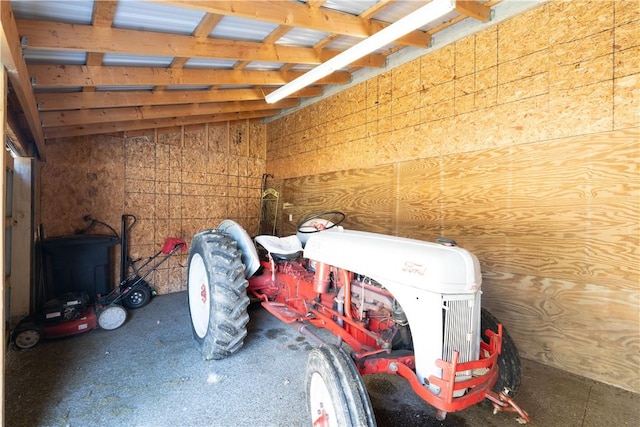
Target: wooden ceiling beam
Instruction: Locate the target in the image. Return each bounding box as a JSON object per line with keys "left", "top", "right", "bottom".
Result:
{"left": 159, "top": 0, "right": 431, "bottom": 47}
{"left": 17, "top": 20, "right": 386, "bottom": 67}
{"left": 43, "top": 109, "right": 279, "bottom": 139}
{"left": 84, "top": 1, "right": 118, "bottom": 91}
{"left": 91, "top": 0, "right": 118, "bottom": 27}
{"left": 40, "top": 98, "right": 299, "bottom": 127}
{"left": 455, "top": 1, "right": 492, "bottom": 22}
{"left": 28, "top": 65, "right": 350, "bottom": 88}
{"left": 35, "top": 87, "right": 322, "bottom": 111}
{"left": 158, "top": 13, "right": 224, "bottom": 91}
{"left": 0, "top": 1, "right": 45, "bottom": 159}
{"left": 36, "top": 86, "right": 322, "bottom": 111}
{"left": 359, "top": 0, "right": 395, "bottom": 20}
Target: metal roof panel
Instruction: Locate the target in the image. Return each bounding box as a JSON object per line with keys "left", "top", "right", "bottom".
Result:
{"left": 113, "top": 0, "right": 205, "bottom": 35}
{"left": 184, "top": 58, "right": 237, "bottom": 69}
{"left": 210, "top": 16, "right": 279, "bottom": 42}
{"left": 102, "top": 53, "right": 174, "bottom": 67}
{"left": 23, "top": 49, "right": 86, "bottom": 65}
{"left": 10, "top": 0, "right": 94, "bottom": 24}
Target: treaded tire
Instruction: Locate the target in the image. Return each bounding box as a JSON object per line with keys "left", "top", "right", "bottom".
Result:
{"left": 121, "top": 282, "right": 152, "bottom": 309}
{"left": 306, "top": 344, "right": 377, "bottom": 427}
{"left": 187, "top": 229, "right": 250, "bottom": 360}
{"left": 481, "top": 308, "right": 522, "bottom": 395}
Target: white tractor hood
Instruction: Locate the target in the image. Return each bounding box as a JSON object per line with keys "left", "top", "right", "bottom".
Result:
{"left": 303, "top": 229, "right": 482, "bottom": 295}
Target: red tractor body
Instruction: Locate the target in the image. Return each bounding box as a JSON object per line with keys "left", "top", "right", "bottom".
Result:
{"left": 187, "top": 216, "right": 530, "bottom": 425}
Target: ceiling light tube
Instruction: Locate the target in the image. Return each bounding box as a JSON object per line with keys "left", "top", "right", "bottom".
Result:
{"left": 265, "top": 0, "right": 456, "bottom": 104}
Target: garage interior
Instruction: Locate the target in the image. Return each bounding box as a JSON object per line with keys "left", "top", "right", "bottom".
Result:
{"left": 1, "top": 0, "right": 638, "bottom": 425}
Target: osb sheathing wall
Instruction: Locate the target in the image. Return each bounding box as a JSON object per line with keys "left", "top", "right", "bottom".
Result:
{"left": 266, "top": 2, "right": 640, "bottom": 393}
{"left": 41, "top": 120, "right": 266, "bottom": 294}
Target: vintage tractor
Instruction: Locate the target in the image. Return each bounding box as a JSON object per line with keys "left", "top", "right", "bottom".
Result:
{"left": 186, "top": 212, "right": 530, "bottom": 425}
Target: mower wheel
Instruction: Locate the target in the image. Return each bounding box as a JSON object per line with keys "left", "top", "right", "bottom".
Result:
{"left": 13, "top": 323, "right": 41, "bottom": 349}
{"left": 306, "top": 344, "right": 377, "bottom": 427}
{"left": 98, "top": 305, "right": 127, "bottom": 330}
{"left": 481, "top": 308, "right": 522, "bottom": 395}
{"left": 187, "top": 229, "right": 250, "bottom": 360}
{"left": 122, "top": 283, "right": 152, "bottom": 309}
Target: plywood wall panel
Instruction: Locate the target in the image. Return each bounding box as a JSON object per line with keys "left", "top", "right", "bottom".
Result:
{"left": 548, "top": 81, "right": 614, "bottom": 139}
{"left": 475, "top": 27, "right": 497, "bottom": 71}
{"left": 157, "top": 128, "right": 181, "bottom": 146}
{"left": 395, "top": 158, "right": 442, "bottom": 239}
{"left": 184, "top": 124, "right": 206, "bottom": 151}
{"left": 229, "top": 121, "right": 248, "bottom": 157}
{"left": 454, "top": 36, "right": 475, "bottom": 77}
{"left": 43, "top": 119, "right": 266, "bottom": 295}
{"left": 615, "top": 44, "right": 640, "bottom": 80}
{"left": 281, "top": 165, "right": 395, "bottom": 236}
{"left": 617, "top": 0, "right": 640, "bottom": 22}
{"left": 392, "top": 58, "right": 421, "bottom": 98}
{"left": 208, "top": 122, "right": 228, "bottom": 153}
{"left": 498, "top": 4, "right": 549, "bottom": 62}
{"left": 264, "top": 2, "right": 639, "bottom": 392}
{"left": 422, "top": 45, "right": 455, "bottom": 88}
{"left": 614, "top": 74, "right": 640, "bottom": 130}
{"left": 552, "top": 1, "right": 615, "bottom": 44}
{"left": 482, "top": 272, "right": 640, "bottom": 394}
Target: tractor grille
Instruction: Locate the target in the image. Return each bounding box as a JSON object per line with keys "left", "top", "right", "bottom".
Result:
{"left": 442, "top": 293, "right": 481, "bottom": 364}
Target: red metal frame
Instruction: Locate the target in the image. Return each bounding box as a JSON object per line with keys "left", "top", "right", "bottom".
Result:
{"left": 248, "top": 257, "right": 530, "bottom": 421}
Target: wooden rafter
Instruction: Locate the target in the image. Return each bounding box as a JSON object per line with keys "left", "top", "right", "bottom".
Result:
{"left": 456, "top": 1, "right": 492, "bottom": 22}
{"left": 18, "top": 20, "right": 386, "bottom": 68}
{"left": 0, "top": 1, "right": 45, "bottom": 159}
{"left": 159, "top": 0, "right": 432, "bottom": 47}
{"left": 28, "top": 65, "right": 351, "bottom": 88}
{"left": 160, "top": 13, "right": 223, "bottom": 91}
{"left": 35, "top": 86, "right": 322, "bottom": 111}
{"left": 40, "top": 98, "right": 299, "bottom": 127}
{"left": 84, "top": 0, "right": 118, "bottom": 90}
{"left": 2, "top": 0, "right": 505, "bottom": 142}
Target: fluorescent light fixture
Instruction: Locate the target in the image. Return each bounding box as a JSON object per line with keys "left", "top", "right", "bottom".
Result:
{"left": 265, "top": 0, "right": 456, "bottom": 104}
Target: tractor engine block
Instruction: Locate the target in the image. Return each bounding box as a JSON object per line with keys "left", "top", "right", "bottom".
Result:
{"left": 338, "top": 276, "right": 413, "bottom": 351}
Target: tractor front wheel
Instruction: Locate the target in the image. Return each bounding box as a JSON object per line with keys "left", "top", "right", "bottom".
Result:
{"left": 306, "top": 344, "right": 377, "bottom": 427}
{"left": 481, "top": 308, "right": 522, "bottom": 395}
{"left": 187, "top": 229, "right": 250, "bottom": 360}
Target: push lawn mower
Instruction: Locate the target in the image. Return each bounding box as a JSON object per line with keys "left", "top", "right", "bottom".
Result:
{"left": 12, "top": 236, "right": 186, "bottom": 349}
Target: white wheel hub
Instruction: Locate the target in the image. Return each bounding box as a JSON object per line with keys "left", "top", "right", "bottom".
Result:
{"left": 15, "top": 329, "right": 40, "bottom": 349}
{"left": 188, "top": 253, "right": 210, "bottom": 338}
{"left": 98, "top": 305, "right": 127, "bottom": 330}
{"left": 309, "top": 371, "right": 338, "bottom": 427}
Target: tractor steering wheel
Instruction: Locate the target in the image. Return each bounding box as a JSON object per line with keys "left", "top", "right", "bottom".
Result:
{"left": 296, "top": 211, "right": 346, "bottom": 234}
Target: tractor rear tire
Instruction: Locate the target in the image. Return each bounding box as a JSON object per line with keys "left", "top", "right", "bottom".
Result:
{"left": 187, "top": 229, "right": 250, "bottom": 360}
{"left": 481, "top": 308, "right": 522, "bottom": 395}
{"left": 306, "top": 344, "right": 377, "bottom": 427}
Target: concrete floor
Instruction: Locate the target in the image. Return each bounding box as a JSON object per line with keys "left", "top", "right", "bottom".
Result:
{"left": 5, "top": 291, "right": 639, "bottom": 427}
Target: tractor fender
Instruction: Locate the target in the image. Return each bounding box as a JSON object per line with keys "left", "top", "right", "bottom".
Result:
{"left": 218, "top": 220, "right": 260, "bottom": 278}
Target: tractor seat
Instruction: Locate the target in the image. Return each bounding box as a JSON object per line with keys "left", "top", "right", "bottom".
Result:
{"left": 254, "top": 235, "right": 303, "bottom": 261}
